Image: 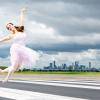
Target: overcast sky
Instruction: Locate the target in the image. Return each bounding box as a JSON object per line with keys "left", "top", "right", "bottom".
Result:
{"left": 0, "top": 0, "right": 100, "bottom": 68}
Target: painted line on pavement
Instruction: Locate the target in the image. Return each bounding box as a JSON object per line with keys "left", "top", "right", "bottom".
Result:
{"left": 9, "top": 80, "right": 100, "bottom": 90}
{"left": 0, "top": 87, "right": 87, "bottom": 100}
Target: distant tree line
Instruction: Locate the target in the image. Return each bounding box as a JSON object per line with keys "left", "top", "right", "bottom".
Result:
{"left": 0, "top": 66, "right": 7, "bottom": 69}
{"left": 18, "top": 68, "right": 100, "bottom": 72}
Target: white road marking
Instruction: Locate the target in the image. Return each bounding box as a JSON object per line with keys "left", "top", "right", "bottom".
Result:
{"left": 41, "top": 80, "right": 100, "bottom": 86}
{"left": 0, "top": 87, "right": 87, "bottom": 100}
{"left": 10, "top": 80, "right": 100, "bottom": 90}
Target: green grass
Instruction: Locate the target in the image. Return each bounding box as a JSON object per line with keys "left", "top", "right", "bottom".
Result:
{"left": 15, "top": 71, "right": 100, "bottom": 76}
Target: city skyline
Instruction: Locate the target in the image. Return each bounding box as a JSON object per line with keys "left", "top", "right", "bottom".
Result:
{"left": 44, "top": 60, "right": 91, "bottom": 67}
{"left": 32, "top": 60, "right": 99, "bottom": 72}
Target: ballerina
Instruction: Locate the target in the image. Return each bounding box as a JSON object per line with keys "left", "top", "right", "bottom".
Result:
{"left": 0, "top": 8, "right": 39, "bottom": 83}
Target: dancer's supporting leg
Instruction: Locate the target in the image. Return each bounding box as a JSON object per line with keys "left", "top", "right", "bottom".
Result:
{"left": 1, "top": 63, "right": 21, "bottom": 83}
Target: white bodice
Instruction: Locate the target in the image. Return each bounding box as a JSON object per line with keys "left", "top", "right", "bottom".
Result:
{"left": 12, "top": 32, "right": 27, "bottom": 45}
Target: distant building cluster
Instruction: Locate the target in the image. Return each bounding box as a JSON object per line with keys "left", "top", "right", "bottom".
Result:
{"left": 44, "top": 61, "right": 68, "bottom": 71}
{"left": 42, "top": 60, "right": 100, "bottom": 72}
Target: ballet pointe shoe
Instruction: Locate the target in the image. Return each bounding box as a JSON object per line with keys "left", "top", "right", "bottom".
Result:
{"left": 0, "top": 69, "right": 3, "bottom": 73}
{"left": 2, "top": 78, "right": 8, "bottom": 83}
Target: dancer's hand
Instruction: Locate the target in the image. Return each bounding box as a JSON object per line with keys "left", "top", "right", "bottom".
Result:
{"left": 21, "top": 7, "right": 27, "bottom": 13}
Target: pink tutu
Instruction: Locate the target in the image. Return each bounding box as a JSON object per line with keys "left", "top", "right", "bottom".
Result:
{"left": 10, "top": 43, "right": 39, "bottom": 67}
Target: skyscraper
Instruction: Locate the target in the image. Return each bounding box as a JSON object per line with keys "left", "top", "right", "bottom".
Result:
{"left": 53, "top": 60, "right": 57, "bottom": 69}
{"left": 89, "top": 62, "right": 91, "bottom": 69}
{"left": 49, "top": 63, "right": 53, "bottom": 68}
{"left": 74, "top": 61, "right": 79, "bottom": 71}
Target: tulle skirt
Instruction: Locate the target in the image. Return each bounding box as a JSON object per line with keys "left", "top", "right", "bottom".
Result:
{"left": 10, "top": 43, "right": 39, "bottom": 68}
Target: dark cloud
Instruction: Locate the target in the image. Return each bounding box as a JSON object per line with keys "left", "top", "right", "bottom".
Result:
{"left": 61, "top": 0, "right": 100, "bottom": 6}
{"left": 26, "top": 0, "right": 100, "bottom": 36}
{"left": 28, "top": 43, "right": 100, "bottom": 52}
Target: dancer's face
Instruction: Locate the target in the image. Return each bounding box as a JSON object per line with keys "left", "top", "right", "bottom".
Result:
{"left": 6, "top": 23, "right": 15, "bottom": 31}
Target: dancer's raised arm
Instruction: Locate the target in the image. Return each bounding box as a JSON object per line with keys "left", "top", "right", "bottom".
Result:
{"left": 19, "top": 8, "right": 27, "bottom": 26}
